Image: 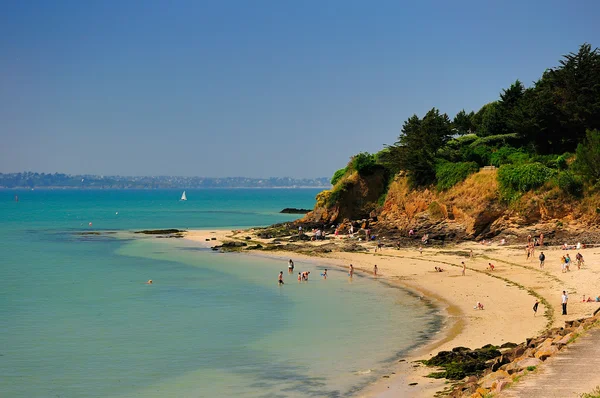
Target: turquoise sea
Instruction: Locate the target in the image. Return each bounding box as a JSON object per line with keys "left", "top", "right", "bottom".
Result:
{"left": 0, "top": 189, "right": 440, "bottom": 397}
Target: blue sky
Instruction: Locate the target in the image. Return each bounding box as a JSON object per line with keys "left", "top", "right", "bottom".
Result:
{"left": 1, "top": 0, "right": 599, "bottom": 178}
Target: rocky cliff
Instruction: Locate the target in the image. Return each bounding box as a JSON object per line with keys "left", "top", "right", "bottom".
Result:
{"left": 301, "top": 169, "right": 600, "bottom": 243}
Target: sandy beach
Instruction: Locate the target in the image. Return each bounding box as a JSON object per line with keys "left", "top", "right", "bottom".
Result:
{"left": 183, "top": 229, "right": 600, "bottom": 397}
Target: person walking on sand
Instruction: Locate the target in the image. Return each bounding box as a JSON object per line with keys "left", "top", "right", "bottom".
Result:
{"left": 469, "top": 249, "right": 473, "bottom": 259}
{"left": 562, "top": 291, "right": 568, "bottom": 315}
{"left": 373, "top": 264, "right": 378, "bottom": 276}
{"left": 461, "top": 261, "right": 466, "bottom": 276}
{"left": 278, "top": 271, "right": 284, "bottom": 285}
{"left": 349, "top": 264, "right": 354, "bottom": 278}
{"left": 533, "top": 299, "right": 539, "bottom": 316}
{"left": 576, "top": 252, "right": 584, "bottom": 269}
{"left": 539, "top": 251, "right": 545, "bottom": 269}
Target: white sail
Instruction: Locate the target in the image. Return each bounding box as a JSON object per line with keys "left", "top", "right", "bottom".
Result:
{"left": 181, "top": 191, "right": 187, "bottom": 201}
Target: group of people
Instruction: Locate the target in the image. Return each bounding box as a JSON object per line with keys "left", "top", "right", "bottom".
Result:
{"left": 279, "top": 260, "right": 381, "bottom": 285}
{"left": 559, "top": 252, "right": 585, "bottom": 272}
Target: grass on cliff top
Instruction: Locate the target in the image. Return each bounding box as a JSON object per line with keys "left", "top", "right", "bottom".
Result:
{"left": 581, "top": 387, "right": 600, "bottom": 398}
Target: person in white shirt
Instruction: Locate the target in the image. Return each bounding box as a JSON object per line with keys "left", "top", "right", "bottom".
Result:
{"left": 562, "top": 291, "right": 568, "bottom": 315}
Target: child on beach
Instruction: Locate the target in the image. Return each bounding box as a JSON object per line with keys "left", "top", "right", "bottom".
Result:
{"left": 373, "top": 264, "right": 378, "bottom": 276}
{"left": 322, "top": 269, "right": 327, "bottom": 279}
{"left": 298, "top": 272, "right": 302, "bottom": 282}
{"left": 487, "top": 263, "right": 495, "bottom": 271}
{"left": 349, "top": 264, "right": 354, "bottom": 278}
{"left": 461, "top": 261, "right": 466, "bottom": 276}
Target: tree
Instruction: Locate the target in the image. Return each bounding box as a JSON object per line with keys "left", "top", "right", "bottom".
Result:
{"left": 386, "top": 108, "right": 452, "bottom": 187}
{"left": 574, "top": 129, "right": 600, "bottom": 183}
{"left": 453, "top": 109, "right": 475, "bottom": 135}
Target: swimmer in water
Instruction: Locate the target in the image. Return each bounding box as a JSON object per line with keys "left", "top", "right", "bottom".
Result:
{"left": 146, "top": 280, "right": 153, "bottom": 284}
{"left": 322, "top": 269, "right": 328, "bottom": 279}
{"left": 298, "top": 272, "right": 302, "bottom": 282}
{"left": 278, "top": 271, "right": 284, "bottom": 285}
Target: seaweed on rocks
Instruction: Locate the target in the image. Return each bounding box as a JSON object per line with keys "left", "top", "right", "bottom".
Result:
{"left": 424, "top": 345, "right": 501, "bottom": 380}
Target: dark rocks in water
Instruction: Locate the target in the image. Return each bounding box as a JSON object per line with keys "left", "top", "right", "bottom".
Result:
{"left": 245, "top": 244, "right": 263, "bottom": 250}
{"left": 205, "top": 238, "right": 210, "bottom": 241}
{"left": 500, "top": 342, "right": 518, "bottom": 349}
{"left": 211, "top": 237, "right": 217, "bottom": 240}
{"left": 135, "top": 229, "right": 185, "bottom": 235}
{"left": 280, "top": 208, "right": 311, "bottom": 214}
{"left": 288, "top": 234, "right": 312, "bottom": 242}
{"left": 221, "top": 241, "right": 247, "bottom": 248}
{"left": 424, "top": 344, "right": 501, "bottom": 380}
{"left": 77, "top": 232, "right": 102, "bottom": 235}
{"left": 211, "top": 241, "right": 248, "bottom": 251}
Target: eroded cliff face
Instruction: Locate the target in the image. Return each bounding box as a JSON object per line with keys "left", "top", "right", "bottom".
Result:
{"left": 303, "top": 169, "right": 600, "bottom": 242}
{"left": 302, "top": 169, "right": 388, "bottom": 224}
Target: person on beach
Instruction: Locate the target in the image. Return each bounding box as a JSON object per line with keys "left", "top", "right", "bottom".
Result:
{"left": 373, "top": 264, "right": 378, "bottom": 276}
{"left": 539, "top": 233, "right": 544, "bottom": 246}
{"left": 533, "top": 299, "right": 539, "bottom": 316}
{"left": 322, "top": 269, "right": 327, "bottom": 279}
{"left": 474, "top": 302, "right": 484, "bottom": 310}
{"left": 562, "top": 291, "right": 568, "bottom": 315}
{"left": 469, "top": 249, "right": 473, "bottom": 259}
{"left": 487, "top": 262, "right": 495, "bottom": 271}
{"left": 349, "top": 264, "right": 354, "bottom": 278}
{"left": 461, "top": 261, "right": 466, "bottom": 276}
{"left": 419, "top": 246, "right": 423, "bottom": 255}
{"left": 539, "top": 252, "right": 545, "bottom": 269}
{"left": 278, "top": 271, "right": 284, "bottom": 285}
{"left": 434, "top": 266, "right": 444, "bottom": 272}
{"left": 565, "top": 254, "right": 571, "bottom": 271}
{"left": 298, "top": 226, "right": 302, "bottom": 235}
{"left": 576, "top": 252, "right": 584, "bottom": 269}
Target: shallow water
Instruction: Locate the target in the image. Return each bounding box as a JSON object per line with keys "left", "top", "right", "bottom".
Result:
{"left": 0, "top": 189, "right": 440, "bottom": 397}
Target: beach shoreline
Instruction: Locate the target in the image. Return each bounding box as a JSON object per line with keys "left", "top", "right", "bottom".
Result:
{"left": 182, "top": 228, "right": 600, "bottom": 397}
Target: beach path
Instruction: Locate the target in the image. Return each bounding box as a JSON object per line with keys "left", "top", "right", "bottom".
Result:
{"left": 500, "top": 327, "right": 600, "bottom": 398}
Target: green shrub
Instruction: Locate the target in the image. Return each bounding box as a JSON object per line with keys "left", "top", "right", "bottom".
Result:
{"left": 350, "top": 152, "right": 378, "bottom": 175}
{"left": 526, "top": 365, "right": 537, "bottom": 371}
{"left": 330, "top": 168, "right": 347, "bottom": 185}
{"left": 469, "top": 133, "right": 520, "bottom": 148}
{"left": 436, "top": 161, "right": 479, "bottom": 191}
{"left": 462, "top": 145, "right": 493, "bottom": 166}
{"left": 497, "top": 163, "right": 556, "bottom": 198}
{"left": 556, "top": 154, "right": 569, "bottom": 170}
{"left": 557, "top": 171, "right": 584, "bottom": 197}
{"left": 490, "top": 146, "right": 530, "bottom": 167}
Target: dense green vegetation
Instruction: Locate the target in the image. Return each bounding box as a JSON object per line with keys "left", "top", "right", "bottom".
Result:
{"left": 339, "top": 43, "right": 600, "bottom": 200}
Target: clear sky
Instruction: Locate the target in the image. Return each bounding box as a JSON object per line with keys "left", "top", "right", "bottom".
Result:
{"left": 1, "top": 0, "right": 599, "bottom": 178}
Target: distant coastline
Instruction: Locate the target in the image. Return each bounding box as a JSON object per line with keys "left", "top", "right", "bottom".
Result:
{"left": 0, "top": 172, "right": 330, "bottom": 189}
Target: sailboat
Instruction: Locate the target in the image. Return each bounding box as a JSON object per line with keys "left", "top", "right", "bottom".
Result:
{"left": 180, "top": 191, "right": 187, "bottom": 201}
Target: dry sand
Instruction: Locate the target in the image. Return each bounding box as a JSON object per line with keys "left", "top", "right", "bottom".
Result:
{"left": 183, "top": 229, "right": 600, "bottom": 397}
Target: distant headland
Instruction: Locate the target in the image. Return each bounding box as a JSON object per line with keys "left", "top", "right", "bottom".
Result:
{"left": 0, "top": 172, "right": 330, "bottom": 189}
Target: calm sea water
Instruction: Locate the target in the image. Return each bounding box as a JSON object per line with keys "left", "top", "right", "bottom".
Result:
{"left": 0, "top": 189, "right": 440, "bottom": 397}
